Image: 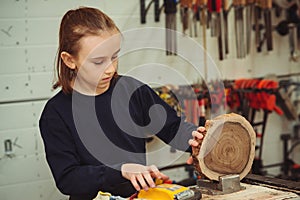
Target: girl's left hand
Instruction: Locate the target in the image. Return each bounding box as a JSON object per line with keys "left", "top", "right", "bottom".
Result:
{"left": 186, "top": 126, "right": 205, "bottom": 164}
{"left": 121, "top": 163, "right": 168, "bottom": 191}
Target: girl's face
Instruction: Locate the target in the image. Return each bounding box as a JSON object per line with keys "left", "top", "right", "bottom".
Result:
{"left": 72, "top": 30, "right": 121, "bottom": 95}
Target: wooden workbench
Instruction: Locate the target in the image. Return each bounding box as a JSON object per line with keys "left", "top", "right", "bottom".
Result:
{"left": 93, "top": 174, "right": 300, "bottom": 200}
{"left": 201, "top": 183, "right": 299, "bottom": 200}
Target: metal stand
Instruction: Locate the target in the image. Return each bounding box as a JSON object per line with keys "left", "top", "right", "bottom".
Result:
{"left": 197, "top": 174, "right": 245, "bottom": 195}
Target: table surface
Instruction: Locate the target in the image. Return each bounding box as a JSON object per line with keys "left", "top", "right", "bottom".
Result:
{"left": 93, "top": 182, "right": 300, "bottom": 200}
{"left": 201, "top": 183, "right": 300, "bottom": 200}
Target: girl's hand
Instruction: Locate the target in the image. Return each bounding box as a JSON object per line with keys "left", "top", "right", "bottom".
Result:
{"left": 121, "top": 163, "right": 169, "bottom": 191}
{"left": 186, "top": 126, "right": 205, "bottom": 164}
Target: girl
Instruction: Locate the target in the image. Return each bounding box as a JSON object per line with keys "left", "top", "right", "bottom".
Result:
{"left": 39, "top": 6, "right": 204, "bottom": 200}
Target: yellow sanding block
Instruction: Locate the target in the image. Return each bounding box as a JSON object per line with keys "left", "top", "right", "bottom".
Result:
{"left": 137, "top": 183, "right": 198, "bottom": 200}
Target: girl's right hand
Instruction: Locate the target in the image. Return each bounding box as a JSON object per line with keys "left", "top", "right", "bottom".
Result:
{"left": 121, "top": 163, "right": 169, "bottom": 191}
{"left": 186, "top": 126, "right": 205, "bottom": 164}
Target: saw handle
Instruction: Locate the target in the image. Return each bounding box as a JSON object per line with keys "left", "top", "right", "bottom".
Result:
{"left": 260, "top": 0, "right": 272, "bottom": 9}
{"left": 199, "top": 0, "right": 208, "bottom": 6}
{"left": 223, "top": 0, "right": 229, "bottom": 11}
{"left": 180, "top": 0, "right": 193, "bottom": 8}
{"left": 233, "top": 0, "right": 246, "bottom": 6}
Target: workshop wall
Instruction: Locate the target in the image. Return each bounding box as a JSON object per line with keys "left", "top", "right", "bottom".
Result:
{"left": 0, "top": 0, "right": 299, "bottom": 199}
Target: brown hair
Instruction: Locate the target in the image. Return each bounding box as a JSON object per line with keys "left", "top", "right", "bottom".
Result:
{"left": 53, "top": 7, "right": 120, "bottom": 94}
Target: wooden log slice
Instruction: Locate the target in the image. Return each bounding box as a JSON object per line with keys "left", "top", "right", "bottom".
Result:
{"left": 194, "top": 113, "right": 256, "bottom": 181}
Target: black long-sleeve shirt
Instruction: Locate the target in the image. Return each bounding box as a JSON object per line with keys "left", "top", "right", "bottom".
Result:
{"left": 39, "top": 75, "right": 196, "bottom": 200}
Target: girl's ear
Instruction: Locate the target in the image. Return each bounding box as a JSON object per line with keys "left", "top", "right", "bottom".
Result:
{"left": 61, "top": 51, "right": 76, "bottom": 70}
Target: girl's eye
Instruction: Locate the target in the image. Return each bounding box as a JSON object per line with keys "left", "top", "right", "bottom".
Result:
{"left": 112, "top": 55, "right": 118, "bottom": 61}
{"left": 94, "top": 61, "right": 104, "bottom": 65}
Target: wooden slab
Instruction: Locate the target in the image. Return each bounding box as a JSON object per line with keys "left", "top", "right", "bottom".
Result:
{"left": 194, "top": 113, "right": 256, "bottom": 181}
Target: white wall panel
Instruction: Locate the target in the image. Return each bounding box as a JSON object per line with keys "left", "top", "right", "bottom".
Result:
{"left": 0, "top": 0, "right": 26, "bottom": 19}
{"left": 0, "top": 154, "right": 51, "bottom": 186}
{"left": 33, "top": 101, "right": 47, "bottom": 122}
{"left": 0, "top": 19, "right": 26, "bottom": 46}
{"left": 103, "top": 0, "right": 139, "bottom": 16}
{"left": 114, "top": 16, "right": 144, "bottom": 31}
{"left": 219, "top": 58, "right": 254, "bottom": 80}
{"left": 26, "top": 0, "right": 80, "bottom": 18}
{"left": 0, "top": 101, "right": 45, "bottom": 131}
{"left": 0, "top": 128, "right": 44, "bottom": 158}
{"left": 0, "top": 74, "right": 32, "bottom": 102}
{"left": 0, "top": 73, "right": 54, "bottom": 102}
{"left": 29, "top": 72, "right": 56, "bottom": 98}
{"left": 26, "top": 45, "right": 57, "bottom": 73}
{"left": 26, "top": 18, "right": 59, "bottom": 45}
{"left": 26, "top": 0, "right": 106, "bottom": 18}
{"left": 0, "top": 47, "right": 27, "bottom": 74}
{"left": 0, "top": 179, "right": 67, "bottom": 200}
{"left": 119, "top": 48, "right": 202, "bottom": 86}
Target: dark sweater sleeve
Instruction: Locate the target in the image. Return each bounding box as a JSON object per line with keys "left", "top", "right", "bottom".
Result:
{"left": 138, "top": 85, "right": 197, "bottom": 152}
{"left": 39, "top": 104, "right": 126, "bottom": 196}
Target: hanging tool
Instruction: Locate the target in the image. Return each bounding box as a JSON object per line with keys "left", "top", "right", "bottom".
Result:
{"left": 273, "top": 1, "right": 283, "bottom": 18}
{"left": 275, "top": 20, "right": 289, "bottom": 36}
{"left": 140, "top": 0, "right": 161, "bottom": 24}
{"left": 192, "top": 1, "right": 199, "bottom": 37}
{"left": 4, "top": 139, "right": 14, "bottom": 158}
{"left": 261, "top": 0, "right": 273, "bottom": 51}
{"left": 276, "top": 82, "right": 297, "bottom": 120}
{"left": 234, "top": 0, "right": 246, "bottom": 58}
{"left": 296, "top": 0, "right": 300, "bottom": 52}
{"left": 155, "top": 0, "right": 160, "bottom": 22}
{"left": 222, "top": 0, "right": 231, "bottom": 55}
{"left": 208, "top": 0, "right": 222, "bottom": 37}
{"left": 180, "top": 0, "right": 193, "bottom": 35}
{"left": 197, "top": 0, "right": 208, "bottom": 80}
{"left": 254, "top": 0, "right": 262, "bottom": 52}
{"left": 164, "top": 0, "right": 178, "bottom": 55}
{"left": 288, "top": 23, "right": 299, "bottom": 62}
{"left": 141, "top": 0, "right": 147, "bottom": 23}
{"left": 284, "top": 0, "right": 300, "bottom": 60}
{"left": 208, "top": 0, "right": 224, "bottom": 60}
{"left": 245, "top": 0, "right": 255, "bottom": 54}
{"left": 197, "top": 0, "right": 208, "bottom": 33}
